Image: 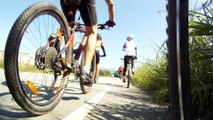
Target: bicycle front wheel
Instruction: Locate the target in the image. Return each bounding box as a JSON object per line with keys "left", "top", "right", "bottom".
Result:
{"left": 4, "top": 2, "right": 70, "bottom": 115}
{"left": 79, "top": 52, "right": 96, "bottom": 94}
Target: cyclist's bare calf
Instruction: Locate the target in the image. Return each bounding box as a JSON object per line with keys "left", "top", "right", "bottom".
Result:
{"left": 83, "top": 25, "right": 98, "bottom": 73}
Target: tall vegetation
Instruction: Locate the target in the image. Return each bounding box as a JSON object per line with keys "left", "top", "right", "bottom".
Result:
{"left": 0, "top": 59, "right": 3, "bottom": 69}
{"left": 131, "top": 1, "right": 212, "bottom": 119}
{"left": 132, "top": 55, "right": 169, "bottom": 104}
{"left": 189, "top": 1, "right": 213, "bottom": 119}
{"left": 99, "top": 69, "right": 111, "bottom": 77}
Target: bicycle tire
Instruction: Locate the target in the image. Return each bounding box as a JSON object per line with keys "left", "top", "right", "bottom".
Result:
{"left": 79, "top": 52, "right": 96, "bottom": 94}
{"left": 127, "top": 64, "right": 131, "bottom": 88}
{"left": 94, "top": 76, "right": 97, "bottom": 83}
{"left": 166, "top": 0, "right": 193, "bottom": 119}
{"left": 127, "top": 69, "right": 131, "bottom": 88}
{"left": 4, "top": 2, "right": 70, "bottom": 115}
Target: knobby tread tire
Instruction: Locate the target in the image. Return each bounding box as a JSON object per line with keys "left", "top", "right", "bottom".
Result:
{"left": 4, "top": 2, "right": 69, "bottom": 115}
{"left": 127, "top": 69, "right": 130, "bottom": 88}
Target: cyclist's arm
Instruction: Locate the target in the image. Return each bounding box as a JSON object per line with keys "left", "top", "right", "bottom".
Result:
{"left": 122, "top": 43, "right": 126, "bottom": 51}
{"left": 101, "top": 42, "right": 106, "bottom": 56}
{"left": 105, "top": 0, "right": 114, "bottom": 22}
{"left": 135, "top": 45, "right": 137, "bottom": 59}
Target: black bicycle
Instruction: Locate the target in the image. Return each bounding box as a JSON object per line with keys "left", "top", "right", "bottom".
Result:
{"left": 4, "top": 2, "right": 109, "bottom": 115}
{"left": 121, "top": 58, "right": 134, "bottom": 88}
{"left": 126, "top": 58, "right": 133, "bottom": 88}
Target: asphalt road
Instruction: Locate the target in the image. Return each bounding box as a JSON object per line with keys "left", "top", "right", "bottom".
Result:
{"left": 0, "top": 70, "right": 170, "bottom": 120}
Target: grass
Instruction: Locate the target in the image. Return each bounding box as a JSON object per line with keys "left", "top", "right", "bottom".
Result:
{"left": 0, "top": 60, "right": 3, "bottom": 69}
{"left": 132, "top": 57, "right": 169, "bottom": 104}
{"left": 18, "top": 63, "right": 43, "bottom": 73}
{"left": 0, "top": 60, "right": 46, "bottom": 73}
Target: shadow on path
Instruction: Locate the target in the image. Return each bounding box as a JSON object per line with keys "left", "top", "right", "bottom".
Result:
{"left": 86, "top": 84, "right": 170, "bottom": 120}
{"left": 0, "top": 92, "right": 34, "bottom": 119}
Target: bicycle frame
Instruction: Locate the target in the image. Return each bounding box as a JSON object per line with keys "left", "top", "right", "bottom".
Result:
{"left": 4, "top": 2, "right": 109, "bottom": 115}
{"left": 58, "top": 23, "right": 86, "bottom": 64}
{"left": 127, "top": 58, "right": 134, "bottom": 88}
{"left": 45, "top": 23, "right": 88, "bottom": 91}
{"left": 126, "top": 59, "right": 133, "bottom": 77}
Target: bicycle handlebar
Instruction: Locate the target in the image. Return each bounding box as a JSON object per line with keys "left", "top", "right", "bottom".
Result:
{"left": 69, "top": 22, "right": 110, "bottom": 34}
{"left": 100, "top": 54, "right": 106, "bottom": 57}
{"left": 77, "top": 23, "right": 110, "bottom": 30}
{"left": 120, "top": 57, "right": 137, "bottom": 61}
{"left": 98, "top": 24, "right": 110, "bottom": 30}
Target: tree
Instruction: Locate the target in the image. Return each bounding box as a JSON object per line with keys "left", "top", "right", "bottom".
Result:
{"left": 99, "top": 69, "right": 111, "bottom": 76}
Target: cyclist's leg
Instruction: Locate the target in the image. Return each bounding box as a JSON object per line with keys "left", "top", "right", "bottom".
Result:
{"left": 83, "top": 26, "right": 97, "bottom": 72}
{"left": 74, "top": 35, "right": 87, "bottom": 60}
{"left": 79, "top": 0, "right": 98, "bottom": 82}
{"left": 123, "top": 56, "right": 128, "bottom": 82}
{"left": 79, "top": 0, "right": 97, "bottom": 27}
{"left": 131, "top": 56, "right": 135, "bottom": 74}
{"left": 95, "top": 50, "right": 100, "bottom": 77}
{"left": 60, "top": 0, "right": 76, "bottom": 25}
{"left": 60, "top": 0, "right": 77, "bottom": 64}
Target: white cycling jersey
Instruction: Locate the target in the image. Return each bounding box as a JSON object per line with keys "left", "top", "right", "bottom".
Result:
{"left": 123, "top": 40, "right": 137, "bottom": 56}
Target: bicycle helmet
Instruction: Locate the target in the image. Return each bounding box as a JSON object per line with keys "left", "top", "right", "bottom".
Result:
{"left": 127, "top": 34, "right": 134, "bottom": 41}
{"left": 48, "top": 34, "right": 58, "bottom": 42}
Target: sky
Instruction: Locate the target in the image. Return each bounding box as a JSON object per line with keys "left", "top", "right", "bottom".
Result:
{"left": 0, "top": 0, "right": 168, "bottom": 71}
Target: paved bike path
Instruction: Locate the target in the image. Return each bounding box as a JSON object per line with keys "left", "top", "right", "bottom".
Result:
{"left": 84, "top": 78, "right": 170, "bottom": 120}
{"left": 0, "top": 71, "right": 170, "bottom": 120}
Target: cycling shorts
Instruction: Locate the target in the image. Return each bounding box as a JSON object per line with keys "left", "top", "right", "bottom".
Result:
{"left": 95, "top": 50, "right": 100, "bottom": 64}
{"left": 60, "top": 0, "right": 97, "bottom": 26}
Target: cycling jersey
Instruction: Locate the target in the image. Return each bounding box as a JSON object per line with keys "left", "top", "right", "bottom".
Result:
{"left": 118, "top": 66, "right": 124, "bottom": 72}
{"left": 95, "top": 40, "right": 105, "bottom": 64}
{"left": 95, "top": 40, "right": 103, "bottom": 51}
{"left": 60, "top": 0, "right": 97, "bottom": 26}
{"left": 123, "top": 40, "right": 137, "bottom": 56}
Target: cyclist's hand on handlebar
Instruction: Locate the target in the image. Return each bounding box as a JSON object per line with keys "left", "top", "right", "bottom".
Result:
{"left": 101, "top": 54, "right": 106, "bottom": 57}
{"left": 105, "top": 20, "right": 116, "bottom": 27}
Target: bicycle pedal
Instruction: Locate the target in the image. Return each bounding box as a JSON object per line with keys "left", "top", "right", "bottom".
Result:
{"left": 66, "top": 64, "right": 73, "bottom": 70}
{"left": 54, "top": 72, "right": 61, "bottom": 76}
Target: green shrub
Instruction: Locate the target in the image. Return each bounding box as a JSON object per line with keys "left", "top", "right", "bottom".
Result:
{"left": 18, "top": 63, "right": 42, "bottom": 73}
{"left": 132, "top": 58, "right": 169, "bottom": 104}
{"left": 0, "top": 60, "right": 3, "bottom": 69}
{"left": 99, "top": 69, "right": 111, "bottom": 76}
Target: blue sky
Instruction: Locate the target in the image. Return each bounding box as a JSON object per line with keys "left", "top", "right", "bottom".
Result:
{"left": 0, "top": 0, "right": 168, "bottom": 70}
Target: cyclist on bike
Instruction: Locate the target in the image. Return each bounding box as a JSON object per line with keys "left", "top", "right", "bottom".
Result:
{"left": 60, "top": 0, "right": 115, "bottom": 83}
{"left": 122, "top": 34, "right": 137, "bottom": 82}
{"left": 118, "top": 65, "right": 124, "bottom": 79}
{"left": 95, "top": 33, "right": 106, "bottom": 81}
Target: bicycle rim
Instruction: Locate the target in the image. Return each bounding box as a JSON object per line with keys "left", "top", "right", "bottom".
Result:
{"left": 4, "top": 2, "right": 69, "bottom": 115}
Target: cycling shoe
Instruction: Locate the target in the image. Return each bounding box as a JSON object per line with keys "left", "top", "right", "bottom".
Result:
{"left": 80, "top": 70, "right": 93, "bottom": 84}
